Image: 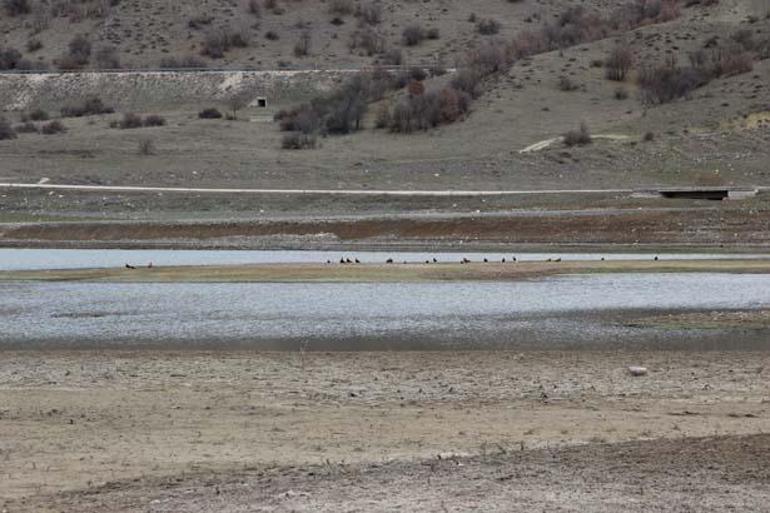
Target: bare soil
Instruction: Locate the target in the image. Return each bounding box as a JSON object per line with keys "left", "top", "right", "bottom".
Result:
{"left": 2, "top": 200, "right": 769, "bottom": 249}
{"left": 1, "top": 349, "right": 769, "bottom": 511}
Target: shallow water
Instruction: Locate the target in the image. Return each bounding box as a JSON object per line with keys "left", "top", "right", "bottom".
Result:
{"left": 2, "top": 273, "right": 769, "bottom": 349}
{"left": 0, "top": 248, "right": 769, "bottom": 271}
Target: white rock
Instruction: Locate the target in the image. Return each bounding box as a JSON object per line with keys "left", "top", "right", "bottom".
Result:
{"left": 628, "top": 366, "right": 648, "bottom": 377}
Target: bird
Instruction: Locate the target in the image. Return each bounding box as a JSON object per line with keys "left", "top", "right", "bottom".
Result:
{"left": 386, "top": 258, "right": 394, "bottom": 264}
{"left": 425, "top": 260, "right": 430, "bottom": 264}
{"left": 432, "top": 257, "right": 438, "bottom": 263}
{"left": 483, "top": 258, "right": 488, "bottom": 263}
{"left": 512, "top": 257, "right": 517, "bottom": 262}
{"left": 346, "top": 258, "right": 353, "bottom": 264}
{"left": 554, "top": 258, "right": 562, "bottom": 263}
{"left": 355, "top": 258, "right": 361, "bottom": 264}
{"left": 502, "top": 258, "right": 506, "bottom": 263}
{"left": 340, "top": 258, "right": 345, "bottom": 264}
{"left": 125, "top": 264, "right": 136, "bottom": 270}
{"left": 654, "top": 256, "right": 659, "bottom": 261}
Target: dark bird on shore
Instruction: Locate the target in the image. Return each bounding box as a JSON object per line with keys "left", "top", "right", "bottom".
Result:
{"left": 425, "top": 260, "right": 430, "bottom": 264}
{"left": 462, "top": 258, "right": 471, "bottom": 264}
{"left": 554, "top": 258, "right": 562, "bottom": 263}
{"left": 355, "top": 258, "right": 361, "bottom": 264}
{"left": 601, "top": 257, "right": 605, "bottom": 261}
{"left": 125, "top": 264, "right": 136, "bottom": 269}
{"left": 326, "top": 260, "right": 331, "bottom": 264}
{"left": 386, "top": 258, "right": 394, "bottom": 264}
{"left": 346, "top": 258, "right": 353, "bottom": 264}
{"left": 483, "top": 258, "right": 488, "bottom": 263}
{"left": 340, "top": 258, "right": 345, "bottom": 264}
{"left": 502, "top": 258, "right": 506, "bottom": 263}
{"left": 654, "top": 256, "right": 659, "bottom": 261}
{"left": 432, "top": 258, "right": 438, "bottom": 263}
{"left": 512, "top": 257, "right": 517, "bottom": 262}
{"left": 546, "top": 258, "right": 552, "bottom": 262}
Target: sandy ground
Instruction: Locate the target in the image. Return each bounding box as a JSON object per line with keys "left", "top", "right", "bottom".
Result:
{"left": 1, "top": 349, "right": 769, "bottom": 511}
{"left": 4, "top": 259, "right": 770, "bottom": 283}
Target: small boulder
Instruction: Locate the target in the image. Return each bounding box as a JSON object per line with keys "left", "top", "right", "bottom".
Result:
{"left": 628, "top": 366, "right": 648, "bottom": 377}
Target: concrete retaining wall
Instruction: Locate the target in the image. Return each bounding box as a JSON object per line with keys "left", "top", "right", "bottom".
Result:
{"left": 0, "top": 70, "right": 356, "bottom": 112}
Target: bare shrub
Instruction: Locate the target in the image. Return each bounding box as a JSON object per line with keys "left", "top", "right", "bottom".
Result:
{"left": 0, "top": 47, "right": 22, "bottom": 70}
{"left": 605, "top": 44, "right": 634, "bottom": 81}
{"left": 0, "top": 117, "right": 17, "bottom": 140}
{"left": 512, "top": 1, "right": 682, "bottom": 59}
{"left": 138, "top": 138, "right": 156, "bottom": 155}
{"left": 41, "top": 120, "right": 66, "bottom": 135}
{"left": 276, "top": 104, "right": 320, "bottom": 133}
{"left": 711, "top": 47, "right": 754, "bottom": 77}
{"left": 3, "top": 0, "right": 29, "bottom": 16}
{"left": 198, "top": 108, "right": 223, "bottom": 119}
{"left": 357, "top": 1, "right": 382, "bottom": 25}
{"left": 28, "top": 108, "right": 49, "bottom": 121}
{"left": 328, "top": 0, "right": 353, "bottom": 15}
{"left": 67, "top": 34, "right": 92, "bottom": 66}
{"left": 94, "top": 45, "right": 120, "bottom": 69}
{"left": 402, "top": 24, "right": 425, "bottom": 46}
{"left": 226, "top": 93, "right": 251, "bottom": 120}
{"left": 143, "top": 115, "right": 167, "bottom": 127}
{"left": 563, "top": 122, "right": 592, "bottom": 146}
{"left": 451, "top": 40, "right": 514, "bottom": 98}
{"left": 201, "top": 27, "right": 250, "bottom": 58}
{"left": 116, "top": 113, "right": 144, "bottom": 129}
{"left": 350, "top": 29, "right": 386, "bottom": 56}
{"left": 188, "top": 15, "right": 213, "bottom": 30}
{"left": 374, "top": 103, "right": 391, "bottom": 129}
{"left": 159, "top": 56, "right": 207, "bottom": 69}
{"left": 557, "top": 75, "right": 580, "bottom": 91}
{"left": 382, "top": 48, "right": 402, "bottom": 65}
{"left": 282, "top": 132, "right": 317, "bottom": 149}
{"left": 294, "top": 31, "right": 311, "bottom": 57}
{"left": 247, "top": 0, "right": 261, "bottom": 16}
{"left": 476, "top": 18, "right": 501, "bottom": 35}
{"left": 26, "top": 38, "right": 43, "bottom": 52}
{"left": 638, "top": 64, "right": 707, "bottom": 104}
{"left": 61, "top": 96, "right": 114, "bottom": 117}
{"left": 15, "top": 121, "right": 39, "bottom": 134}
{"left": 388, "top": 86, "right": 470, "bottom": 133}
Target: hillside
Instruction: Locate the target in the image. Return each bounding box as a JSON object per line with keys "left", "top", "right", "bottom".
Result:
{"left": 1, "top": 0, "right": 770, "bottom": 225}
{"left": 1, "top": 0, "right": 629, "bottom": 70}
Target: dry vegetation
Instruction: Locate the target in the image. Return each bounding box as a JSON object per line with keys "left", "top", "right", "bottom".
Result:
{"left": 0, "top": 0, "right": 769, "bottom": 197}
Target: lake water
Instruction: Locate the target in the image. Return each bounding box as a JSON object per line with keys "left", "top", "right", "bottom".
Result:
{"left": 2, "top": 273, "right": 769, "bottom": 350}
{"left": 0, "top": 248, "right": 768, "bottom": 271}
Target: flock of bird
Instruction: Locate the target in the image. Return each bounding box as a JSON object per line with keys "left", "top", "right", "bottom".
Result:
{"left": 329, "top": 256, "right": 662, "bottom": 265}
{"left": 123, "top": 256, "right": 664, "bottom": 268}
